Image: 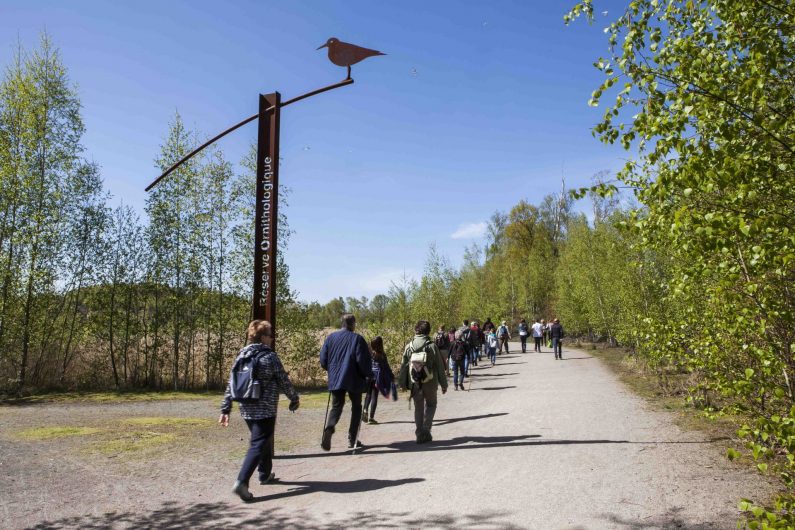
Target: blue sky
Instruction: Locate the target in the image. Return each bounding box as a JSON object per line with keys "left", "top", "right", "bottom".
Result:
{"left": 0, "top": 0, "right": 630, "bottom": 303}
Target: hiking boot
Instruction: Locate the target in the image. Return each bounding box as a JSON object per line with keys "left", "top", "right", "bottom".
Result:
{"left": 362, "top": 412, "right": 368, "bottom": 423}
{"left": 367, "top": 418, "right": 378, "bottom": 424}
{"left": 321, "top": 427, "right": 334, "bottom": 451}
{"left": 232, "top": 480, "right": 254, "bottom": 502}
{"left": 453, "top": 385, "right": 458, "bottom": 391}
{"left": 259, "top": 472, "right": 276, "bottom": 485}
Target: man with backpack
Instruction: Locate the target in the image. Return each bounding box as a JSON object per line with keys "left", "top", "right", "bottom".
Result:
{"left": 434, "top": 325, "right": 451, "bottom": 376}
{"left": 449, "top": 330, "right": 469, "bottom": 390}
{"left": 219, "top": 320, "right": 300, "bottom": 502}
{"left": 497, "top": 321, "right": 512, "bottom": 354}
{"left": 399, "top": 320, "right": 448, "bottom": 443}
{"left": 319, "top": 313, "right": 373, "bottom": 451}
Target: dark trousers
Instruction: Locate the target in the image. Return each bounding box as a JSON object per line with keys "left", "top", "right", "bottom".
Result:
{"left": 534, "top": 336, "right": 542, "bottom": 352}
{"left": 499, "top": 336, "right": 510, "bottom": 353}
{"left": 326, "top": 389, "right": 363, "bottom": 441}
{"left": 237, "top": 417, "right": 276, "bottom": 485}
{"left": 453, "top": 359, "right": 466, "bottom": 385}
{"left": 552, "top": 337, "right": 562, "bottom": 358}
{"left": 411, "top": 382, "right": 438, "bottom": 435}
{"left": 520, "top": 335, "right": 528, "bottom": 352}
{"left": 363, "top": 386, "right": 379, "bottom": 419}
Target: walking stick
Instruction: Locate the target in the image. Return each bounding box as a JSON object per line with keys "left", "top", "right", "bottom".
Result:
{"left": 351, "top": 396, "right": 366, "bottom": 455}
{"left": 321, "top": 391, "right": 331, "bottom": 445}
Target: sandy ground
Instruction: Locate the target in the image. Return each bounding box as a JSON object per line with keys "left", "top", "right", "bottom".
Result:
{"left": 0, "top": 341, "right": 775, "bottom": 529}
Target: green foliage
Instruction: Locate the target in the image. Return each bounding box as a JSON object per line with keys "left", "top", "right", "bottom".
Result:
{"left": 0, "top": 34, "right": 293, "bottom": 393}
{"left": 569, "top": 0, "right": 795, "bottom": 525}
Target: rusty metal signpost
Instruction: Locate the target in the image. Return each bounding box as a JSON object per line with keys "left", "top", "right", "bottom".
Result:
{"left": 145, "top": 38, "right": 382, "bottom": 341}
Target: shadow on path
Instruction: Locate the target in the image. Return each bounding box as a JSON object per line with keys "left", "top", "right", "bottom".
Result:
{"left": 378, "top": 412, "right": 509, "bottom": 426}
{"left": 250, "top": 477, "right": 424, "bottom": 502}
{"left": 600, "top": 506, "right": 729, "bottom": 529}
{"left": 27, "top": 503, "right": 526, "bottom": 530}
{"left": 469, "top": 372, "right": 519, "bottom": 378}
{"left": 560, "top": 357, "right": 593, "bottom": 361}
{"left": 470, "top": 386, "right": 517, "bottom": 391}
{"left": 277, "top": 434, "right": 729, "bottom": 460}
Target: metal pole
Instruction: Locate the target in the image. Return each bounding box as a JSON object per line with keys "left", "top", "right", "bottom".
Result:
{"left": 253, "top": 93, "right": 281, "bottom": 336}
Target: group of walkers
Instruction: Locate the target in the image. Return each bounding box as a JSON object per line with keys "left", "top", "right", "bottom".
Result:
{"left": 431, "top": 318, "right": 513, "bottom": 391}
{"left": 518, "top": 318, "right": 565, "bottom": 359}
{"left": 219, "top": 313, "right": 564, "bottom": 502}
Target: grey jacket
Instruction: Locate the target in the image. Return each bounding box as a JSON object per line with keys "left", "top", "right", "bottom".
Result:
{"left": 221, "top": 344, "right": 299, "bottom": 420}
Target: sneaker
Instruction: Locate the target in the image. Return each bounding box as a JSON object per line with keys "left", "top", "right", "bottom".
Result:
{"left": 367, "top": 418, "right": 378, "bottom": 425}
{"left": 348, "top": 439, "right": 365, "bottom": 449}
{"left": 259, "top": 472, "right": 276, "bottom": 485}
{"left": 321, "top": 427, "right": 333, "bottom": 451}
{"left": 232, "top": 480, "right": 254, "bottom": 502}
{"left": 453, "top": 385, "right": 459, "bottom": 391}
{"left": 362, "top": 412, "right": 368, "bottom": 423}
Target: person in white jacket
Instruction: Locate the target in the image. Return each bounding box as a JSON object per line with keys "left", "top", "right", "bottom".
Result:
{"left": 531, "top": 319, "right": 544, "bottom": 352}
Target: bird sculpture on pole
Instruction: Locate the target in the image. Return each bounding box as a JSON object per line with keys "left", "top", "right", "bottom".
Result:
{"left": 317, "top": 37, "right": 385, "bottom": 80}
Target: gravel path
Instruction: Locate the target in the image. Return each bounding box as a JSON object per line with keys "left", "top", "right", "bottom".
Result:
{"left": 1, "top": 342, "right": 773, "bottom": 529}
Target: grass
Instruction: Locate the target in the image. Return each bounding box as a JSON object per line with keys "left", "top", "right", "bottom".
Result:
{"left": 121, "top": 417, "right": 213, "bottom": 427}
{"left": 1, "top": 390, "right": 216, "bottom": 405}
{"left": 284, "top": 389, "right": 331, "bottom": 409}
{"left": 90, "top": 431, "right": 177, "bottom": 455}
{"left": 14, "top": 426, "right": 102, "bottom": 440}
{"left": 3, "top": 388, "right": 331, "bottom": 407}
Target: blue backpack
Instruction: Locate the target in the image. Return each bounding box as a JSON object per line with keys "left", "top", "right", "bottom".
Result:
{"left": 229, "top": 346, "right": 270, "bottom": 402}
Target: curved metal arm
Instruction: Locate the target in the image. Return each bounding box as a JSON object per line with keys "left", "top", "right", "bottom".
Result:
{"left": 145, "top": 77, "right": 354, "bottom": 191}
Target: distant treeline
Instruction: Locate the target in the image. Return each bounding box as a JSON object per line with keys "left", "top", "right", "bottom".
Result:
{"left": 0, "top": 35, "right": 294, "bottom": 393}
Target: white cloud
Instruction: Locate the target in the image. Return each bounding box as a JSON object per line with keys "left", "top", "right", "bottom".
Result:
{"left": 359, "top": 268, "right": 417, "bottom": 293}
{"left": 451, "top": 222, "right": 487, "bottom": 240}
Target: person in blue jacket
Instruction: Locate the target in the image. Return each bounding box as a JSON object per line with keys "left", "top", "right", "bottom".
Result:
{"left": 320, "top": 313, "right": 373, "bottom": 451}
